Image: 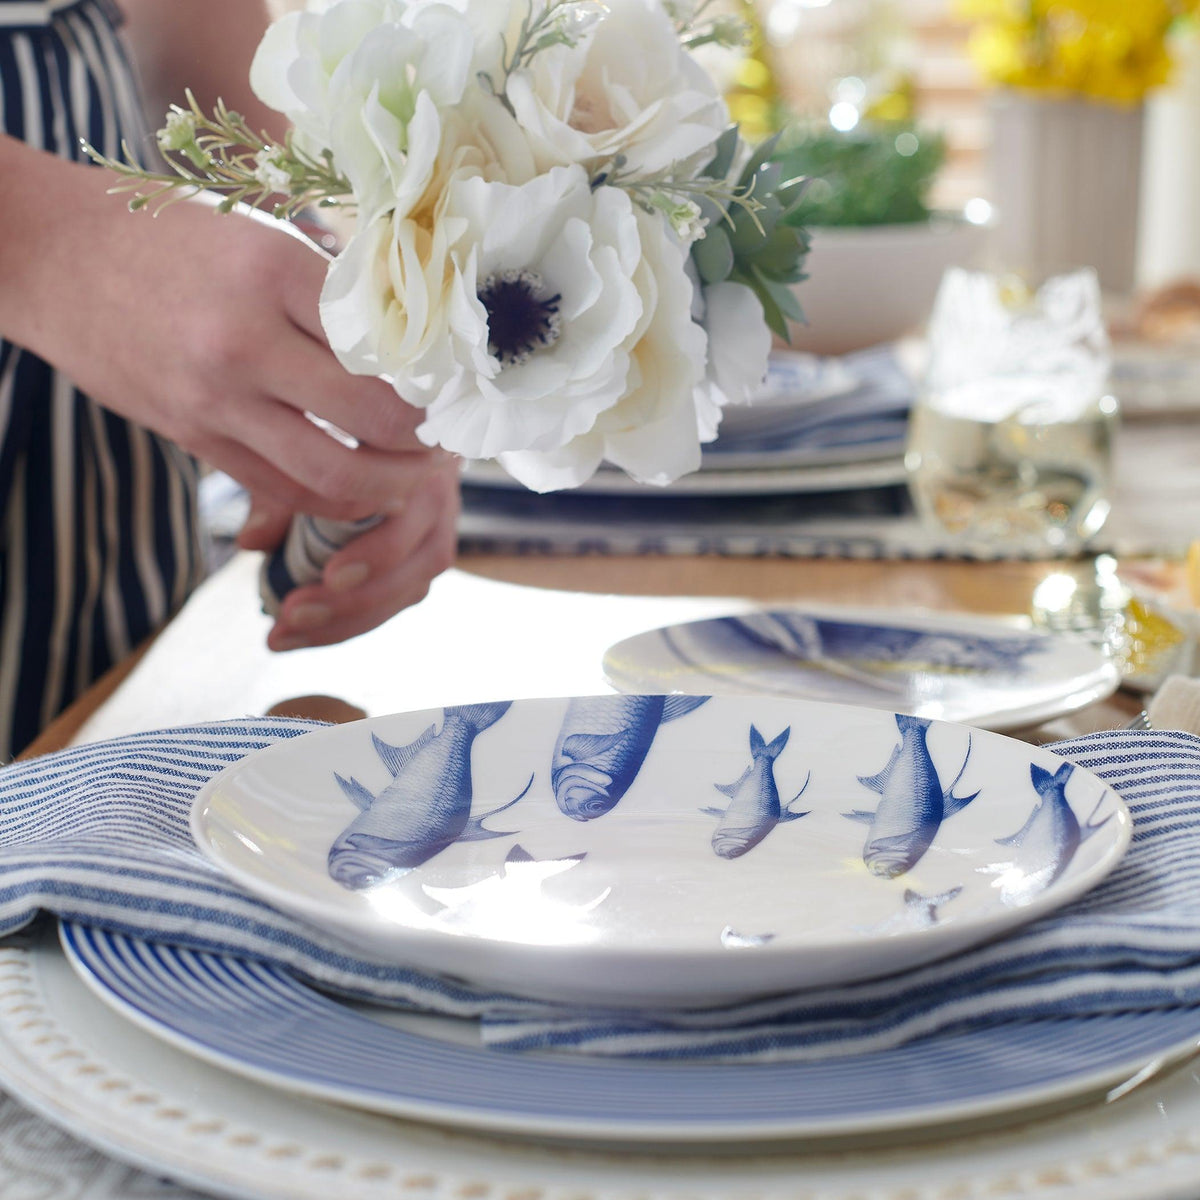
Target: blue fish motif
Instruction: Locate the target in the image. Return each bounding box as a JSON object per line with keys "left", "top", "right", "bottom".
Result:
{"left": 551, "top": 694, "right": 709, "bottom": 821}
{"left": 993, "top": 763, "right": 1113, "bottom": 905}
{"left": 864, "top": 886, "right": 963, "bottom": 935}
{"left": 328, "top": 702, "right": 528, "bottom": 890}
{"left": 727, "top": 612, "right": 1047, "bottom": 674}
{"left": 844, "top": 714, "right": 979, "bottom": 878}
{"left": 701, "top": 725, "right": 810, "bottom": 858}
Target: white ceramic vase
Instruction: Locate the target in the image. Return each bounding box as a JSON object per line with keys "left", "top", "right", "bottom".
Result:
{"left": 988, "top": 92, "right": 1144, "bottom": 296}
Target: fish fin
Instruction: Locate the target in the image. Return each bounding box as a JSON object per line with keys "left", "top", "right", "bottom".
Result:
{"left": 941, "top": 733, "right": 978, "bottom": 818}
{"left": 996, "top": 806, "right": 1041, "bottom": 847}
{"left": 895, "top": 714, "right": 931, "bottom": 733}
{"left": 475, "top": 772, "right": 535, "bottom": 829}
{"left": 780, "top": 808, "right": 810, "bottom": 823}
{"left": 943, "top": 787, "right": 980, "bottom": 820}
{"left": 786, "top": 769, "right": 813, "bottom": 809}
{"left": 448, "top": 701, "right": 512, "bottom": 732}
{"left": 1081, "top": 789, "right": 1115, "bottom": 840}
{"left": 760, "top": 727, "right": 790, "bottom": 760}
{"left": 458, "top": 823, "right": 517, "bottom": 843}
{"left": 1029, "top": 763, "right": 1054, "bottom": 791}
{"left": 858, "top": 744, "right": 901, "bottom": 793}
{"left": 334, "top": 772, "right": 374, "bottom": 812}
{"left": 561, "top": 731, "right": 626, "bottom": 761}
{"left": 749, "top": 725, "right": 765, "bottom": 756}
{"left": 700, "top": 804, "right": 727, "bottom": 819}
{"left": 372, "top": 727, "right": 435, "bottom": 777}
{"left": 713, "top": 781, "right": 739, "bottom": 799}
{"left": 842, "top": 808, "right": 876, "bottom": 823}
{"left": 505, "top": 844, "right": 535, "bottom": 864}
{"left": 661, "top": 694, "right": 710, "bottom": 722}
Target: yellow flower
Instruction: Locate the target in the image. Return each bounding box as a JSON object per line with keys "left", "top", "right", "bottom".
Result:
{"left": 956, "top": 0, "right": 1198, "bottom": 104}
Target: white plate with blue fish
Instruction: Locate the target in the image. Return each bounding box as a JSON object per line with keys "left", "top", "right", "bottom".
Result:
{"left": 603, "top": 606, "right": 1120, "bottom": 732}
{"left": 191, "top": 695, "right": 1130, "bottom": 1009}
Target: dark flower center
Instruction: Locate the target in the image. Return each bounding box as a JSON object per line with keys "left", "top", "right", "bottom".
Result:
{"left": 477, "top": 268, "right": 562, "bottom": 366}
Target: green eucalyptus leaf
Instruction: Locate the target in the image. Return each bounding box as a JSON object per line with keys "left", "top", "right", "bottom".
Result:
{"left": 704, "top": 125, "right": 740, "bottom": 181}
{"left": 692, "top": 223, "right": 734, "bottom": 284}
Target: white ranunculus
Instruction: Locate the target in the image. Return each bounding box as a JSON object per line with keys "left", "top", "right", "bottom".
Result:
{"left": 504, "top": 0, "right": 728, "bottom": 180}
{"left": 700, "top": 280, "right": 772, "bottom": 410}
{"left": 498, "top": 206, "right": 710, "bottom": 491}
{"left": 250, "top": 0, "right": 475, "bottom": 218}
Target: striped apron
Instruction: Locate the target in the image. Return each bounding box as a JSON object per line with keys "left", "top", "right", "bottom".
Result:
{"left": 0, "top": 0, "right": 203, "bottom": 761}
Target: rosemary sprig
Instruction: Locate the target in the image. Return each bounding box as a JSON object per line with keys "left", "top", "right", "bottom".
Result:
{"left": 83, "top": 89, "right": 351, "bottom": 218}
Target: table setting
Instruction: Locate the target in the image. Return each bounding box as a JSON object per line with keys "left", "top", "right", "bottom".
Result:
{"left": 6, "top": 0, "right": 1200, "bottom": 1196}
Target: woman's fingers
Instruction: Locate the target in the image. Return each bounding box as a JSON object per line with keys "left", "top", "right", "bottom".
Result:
{"left": 266, "top": 464, "right": 460, "bottom": 650}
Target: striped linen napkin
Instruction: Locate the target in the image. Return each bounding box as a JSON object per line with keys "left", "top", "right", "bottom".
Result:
{"left": 3, "top": 718, "right": 1200, "bottom": 1061}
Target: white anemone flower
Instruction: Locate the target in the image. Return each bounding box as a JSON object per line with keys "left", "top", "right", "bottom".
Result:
{"left": 504, "top": 0, "right": 728, "bottom": 179}
{"left": 497, "top": 205, "right": 711, "bottom": 492}
{"left": 250, "top": 0, "right": 475, "bottom": 219}
{"left": 699, "top": 280, "right": 772, "bottom": 409}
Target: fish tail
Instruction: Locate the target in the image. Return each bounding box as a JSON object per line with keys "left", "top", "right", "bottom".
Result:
{"left": 749, "top": 725, "right": 790, "bottom": 761}
{"left": 895, "top": 713, "right": 931, "bottom": 733}
{"left": 448, "top": 701, "right": 512, "bottom": 732}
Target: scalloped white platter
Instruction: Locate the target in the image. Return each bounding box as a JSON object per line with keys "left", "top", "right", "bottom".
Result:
{"left": 603, "top": 606, "right": 1121, "bottom": 732}
{"left": 10, "top": 925, "right": 1200, "bottom": 1200}
{"left": 191, "top": 695, "right": 1129, "bottom": 1009}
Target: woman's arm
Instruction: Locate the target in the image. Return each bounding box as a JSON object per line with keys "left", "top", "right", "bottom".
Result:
{"left": 118, "top": 0, "right": 283, "bottom": 140}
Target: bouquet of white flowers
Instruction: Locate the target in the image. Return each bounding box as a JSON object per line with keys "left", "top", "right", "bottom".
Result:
{"left": 93, "top": 0, "right": 809, "bottom": 599}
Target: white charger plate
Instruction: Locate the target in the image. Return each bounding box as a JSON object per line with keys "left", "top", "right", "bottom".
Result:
{"left": 57, "top": 921, "right": 1200, "bottom": 1145}
{"left": 603, "top": 606, "right": 1121, "bottom": 731}
{"left": 191, "top": 695, "right": 1128, "bottom": 1008}
{"left": 10, "top": 927, "right": 1200, "bottom": 1200}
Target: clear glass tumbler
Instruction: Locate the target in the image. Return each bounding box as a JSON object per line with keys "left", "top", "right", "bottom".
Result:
{"left": 905, "top": 268, "right": 1119, "bottom": 555}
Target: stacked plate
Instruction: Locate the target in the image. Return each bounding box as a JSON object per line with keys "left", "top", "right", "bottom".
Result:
{"left": 6, "top": 611, "right": 1194, "bottom": 1200}
{"left": 457, "top": 347, "right": 923, "bottom": 556}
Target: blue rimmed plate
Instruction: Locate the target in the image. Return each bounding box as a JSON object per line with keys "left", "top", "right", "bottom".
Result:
{"left": 60, "top": 922, "right": 1200, "bottom": 1144}
{"left": 603, "top": 606, "right": 1120, "bottom": 731}
{"left": 190, "top": 695, "right": 1129, "bottom": 1008}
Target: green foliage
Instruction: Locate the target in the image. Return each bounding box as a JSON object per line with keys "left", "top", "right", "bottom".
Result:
{"left": 691, "top": 128, "right": 812, "bottom": 340}
{"left": 772, "top": 122, "right": 946, "bottom": 227}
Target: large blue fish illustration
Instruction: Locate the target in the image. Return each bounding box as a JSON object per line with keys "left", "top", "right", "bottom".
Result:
{"left": 551, "top": 694, "right": 709, "bottom": 821}
{"left": 701, "top": 725, "right": 810, "bottom": 858}
{"left": 844, "top": 714, "right": 979, "bottom": 878}
{"left": 328, "top": 702, "right": 527, "bottom": 890}
{"left": 992, "top": 763, "right": 1113, "bottom": 905}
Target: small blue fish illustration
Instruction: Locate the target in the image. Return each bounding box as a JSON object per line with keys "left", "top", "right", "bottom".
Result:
{"left": 701, "top": 725, "right": 810, "bottom": 858}
{"left": 844, "top": 714, "right": 979, "bottom": 878}
{"left": 551, "top": 694, "right": 709, "bottom": 821}
{"left": 328, "top": 702, "right": 528, "bottom": 890}
{"left": 863, "top": 886, "right": 963, "bottom": 935}
{"left": 992, "top": 763, "right": 1113, "bottom": 905}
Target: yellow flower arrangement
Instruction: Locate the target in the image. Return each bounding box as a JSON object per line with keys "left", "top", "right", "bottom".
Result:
{"left": 958, "top": 0, "right": 1200, "bottom": 105}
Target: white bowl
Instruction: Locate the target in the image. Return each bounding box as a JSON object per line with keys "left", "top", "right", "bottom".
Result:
{"left": 787, "top": 213, "right": 991, "bottom": 355}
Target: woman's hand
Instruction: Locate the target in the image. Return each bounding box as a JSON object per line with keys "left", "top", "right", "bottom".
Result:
{"left": 237, "top": 456, "right": 462, "bottom": 651}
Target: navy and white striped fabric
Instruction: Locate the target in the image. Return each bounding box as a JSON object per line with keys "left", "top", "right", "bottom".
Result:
{"left": 0, "top": 0, "right": 203, "bottom": 761}
{"left": 5, "top": 719, "right": 1200, "bottom": 1061}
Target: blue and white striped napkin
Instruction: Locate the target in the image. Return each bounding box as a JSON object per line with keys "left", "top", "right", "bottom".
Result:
{"left": 4, "top": 719, "right": 1200, "bottom": 1061}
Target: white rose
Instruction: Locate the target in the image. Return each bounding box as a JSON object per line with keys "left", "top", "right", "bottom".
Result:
{"left": 505, "top": 0, "right": 728, "bottom": 179}
{"left": 250, "top": 0, "right": 475, "bottom": 218}
{"left": 499, "top": 205, "right": 710, "bottom": 491}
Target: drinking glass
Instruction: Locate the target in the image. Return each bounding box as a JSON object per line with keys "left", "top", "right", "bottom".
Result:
{"left": 905, "top": 268, "right": 1119, "bottom": 555}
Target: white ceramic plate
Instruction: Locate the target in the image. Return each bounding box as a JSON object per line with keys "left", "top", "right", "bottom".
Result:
{"left": 603, "top": 606, "right": 1121, "bottom": 732}
{"left": 461, "top": 455, "right": 909, "bottom": 495}
{"left": 191, "top": 695, "right": 1128, "bottom": 1007}
{"left": 8, "top": 929, "right": 1200, "bottom": 1200}
{"left": 59, "top": 921, "right": 1200, "bottom": 1145}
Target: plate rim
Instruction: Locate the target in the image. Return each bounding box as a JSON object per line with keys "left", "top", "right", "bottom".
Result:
{"left": 4, "top": 928, "right": 1200, "bottom": 1200}
{"left": 601, "top": 604, "right": 1122, "bottom": 733}
{"left": 56, "top": 920, "right": 1194, "bottom": 1146}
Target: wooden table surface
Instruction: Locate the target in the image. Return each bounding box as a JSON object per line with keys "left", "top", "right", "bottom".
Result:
{"left": 21, "top": 549, "right": 1171, "bottom": 761}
